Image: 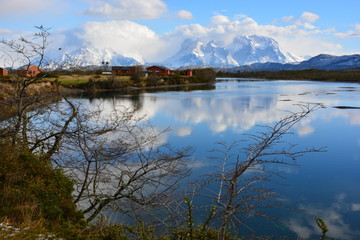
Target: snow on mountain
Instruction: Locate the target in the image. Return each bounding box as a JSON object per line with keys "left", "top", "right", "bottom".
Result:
{"left": 159, "top": 39, "right": 205, "bottom": 68}
{"left": 45, "top": 47, "right": 140, "bottom": 70}
{"left": 222, "top": 54, "right": 360, "bottom": 72}
{"left": 227, "top": 35, "right": 301, "bottom": 65}
{"left": 296, "top": 54, "right": 360, "bottom": 70}
{"left": 161, "top": 35, "right": 301, "bottom": 68}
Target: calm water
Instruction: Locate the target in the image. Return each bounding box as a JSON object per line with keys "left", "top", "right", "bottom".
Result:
{"left": 76, "top": 79, "right": 360, "bottom": 239}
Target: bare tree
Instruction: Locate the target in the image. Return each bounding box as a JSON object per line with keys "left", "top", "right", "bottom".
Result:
{"left": 0, "top": 26, "right": 77, "bottom": 160}
{"left": 0, "top": 27, "right": 192, "bottom": 224}
{"left": 54, "top": 103, "right": 192, "bottom": 222}
{"left": 187, "top": 104, "right": 325, "bottom": 240}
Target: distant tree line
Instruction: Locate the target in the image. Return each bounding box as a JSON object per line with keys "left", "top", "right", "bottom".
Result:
{"left": 217, "top": 69, "right": 360, "bottom": 82}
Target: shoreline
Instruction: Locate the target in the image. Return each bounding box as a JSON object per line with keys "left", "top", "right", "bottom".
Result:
{"left": 59, "top": 81, "right": 216, "bottom": 95}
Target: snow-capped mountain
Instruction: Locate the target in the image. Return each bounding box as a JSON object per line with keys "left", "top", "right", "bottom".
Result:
{"left": 45, "top": 47, "right": 140, "bottom": 70}
{"left": 227, "top": 35, "right": 301, "bottom": 65}
{"left": 161, "top": 35, "right": 301, "bottom": 68}
{"left": 161, "top": 39, "right": 206, "bottom": 67}
{"left": 42, "top": 35, "right": 360, "bottom": 71}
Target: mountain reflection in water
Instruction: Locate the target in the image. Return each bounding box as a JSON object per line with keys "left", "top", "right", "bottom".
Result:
{"left": 71, "top": 79, "right": 360, "bottom": 239}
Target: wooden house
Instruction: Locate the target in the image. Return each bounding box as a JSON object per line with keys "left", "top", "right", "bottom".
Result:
{"left": 0, "top": 67, "right": 9, "bottom": 77}
{"left": 183, "top": 69, "right": 193, "bottom": 77}
{"left": 111, "top": 66, "right": 137, "bottom": 75}
{"left": 17, "top": 65, "right": 44, "bottom": 77}
{"left": 146, "top": 66, "right": 172, "bottom": 75}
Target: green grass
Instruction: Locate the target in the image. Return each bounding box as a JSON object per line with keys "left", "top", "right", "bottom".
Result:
{"left": 45, "top": 74, "right": 131, "bottom": 88}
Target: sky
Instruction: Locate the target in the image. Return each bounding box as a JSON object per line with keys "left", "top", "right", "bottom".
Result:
{"left": 0, "top": 0, "right": 359, "bottom": 63}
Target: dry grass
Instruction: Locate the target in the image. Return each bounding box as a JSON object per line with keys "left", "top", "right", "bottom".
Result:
{"left": 0, "top": 83, "right": 16, "bottom": 100}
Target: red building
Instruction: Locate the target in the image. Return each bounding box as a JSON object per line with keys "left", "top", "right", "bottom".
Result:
{"left": 18, "top": 65, "right": 43, "bottom": 77}
{"left": 111, "top": 66, "right": 137, "bottom": 75}
{"left": 0, "top": 67, "right": 8, "bottom": 77}
{"left": 146, "top": 66, "right": 172, "bottom": 75}
{"left": 183, "top": 69, "right": 193, "bottom": 77}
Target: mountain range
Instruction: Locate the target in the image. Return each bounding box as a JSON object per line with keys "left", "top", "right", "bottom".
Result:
{"left": 44, "top": 35, "right": 360, "bottom": 71}
{"left": 162, "top": 35, "right": 301, "bottom": 68}
{"left": 226, "top": 54, "right": 360, "bottom": 72}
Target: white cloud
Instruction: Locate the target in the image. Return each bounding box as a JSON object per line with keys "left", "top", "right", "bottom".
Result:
{"left": 210, "top": 15, "right": 231, "bottom": 25}
{"left": 335, "top": 24, "right": 360, "bottom": 38}
{"left": 332, "top": 110, "right": 360, "bottom": 125}
{"left": 176, "top": 127, "right": 192, "bottom": 137}
{"left": 10, "top": 12, "right": 345, "bottom": 63}
{"left": 0, "top": 0, "right": 62, "bottom": 15}
{"left": 84, "top": 0, "right": 167, "bottom": 20}
{"left": 165, "top": 14, "right": 339, "bottom": 58}
{"left": 281, "top": 16, "right": 295, "bottom": 23}
{"left": 176, "top": 10, "right": 193, "bottom": 20}
{"left": 301, "top": 11, "right": 320, "bottom": 23}
{"left": 51, "top": 20, "right": 165, "bottom": 62}
{"left": 296, "top": 125, "right": 315, "bottom": 136}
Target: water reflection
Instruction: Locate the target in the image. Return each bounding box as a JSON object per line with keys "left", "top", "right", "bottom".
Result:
{"left": 289, "top": 192, "right": 360, "bottom": 239}
{"left": 71, "top": 79, "right": 360, "bottom": 239}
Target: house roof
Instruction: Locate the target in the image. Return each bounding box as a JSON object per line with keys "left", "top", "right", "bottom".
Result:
{"left": 18, "top": 65, "right": 44, "bottom": 71}
{"left": 146, "top": 65, "right": 170, "bottom": 71}
{"left": 111, "top": 66, "right": 136, "bottom": 71}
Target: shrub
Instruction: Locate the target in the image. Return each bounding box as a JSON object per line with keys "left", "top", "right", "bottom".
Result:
{"left": 0, "top": 141, "right": 83, "bottom": 228}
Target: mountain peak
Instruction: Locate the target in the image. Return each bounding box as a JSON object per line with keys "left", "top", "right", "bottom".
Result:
{"left": 161, "top": 35, "right": 300, "bottom": 68}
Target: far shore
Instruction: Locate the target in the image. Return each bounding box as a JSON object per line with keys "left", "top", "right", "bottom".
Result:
{"left": 217, "top": 69, "right": 360, "bottom": 83}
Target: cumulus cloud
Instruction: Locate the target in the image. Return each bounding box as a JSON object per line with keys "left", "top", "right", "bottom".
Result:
{"left": 10, "top": 10, "right": 344, "bottom": 63}
{"left": 301, "top": 11, "right": 320, "bottom": 23}
{"left": 164, "top": 14, "right": 339, "bottom": 58}
{"left": 210, "top": 15, "right": 231, "bottom": 25}
{"left": 84, "top": 0, "right": 167, "bottom": 20}
{"left": 51, "top": 20, "right": 165, "bottom": 62}
{"left": 176, "top": 10, "right": 193, "bottom": 20}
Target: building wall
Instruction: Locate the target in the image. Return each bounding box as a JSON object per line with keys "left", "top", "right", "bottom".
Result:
{"left": 146, "top": 66, "right": 171, "bottom": 75}
{"left": 111, "top": 67, "right": 136, "bottom": 75}
{"left": 0, "top": 68, "right": 8, "bottom": 77}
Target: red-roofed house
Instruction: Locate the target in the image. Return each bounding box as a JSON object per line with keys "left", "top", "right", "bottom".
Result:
{"left": 111, "top": 66, "right": 137, "bottom": 75}
{"left": 146, "top": 66, "right": 172, "bottom": 75}
{"left": 18, "top": 65, "right": 44, "bottom": 77}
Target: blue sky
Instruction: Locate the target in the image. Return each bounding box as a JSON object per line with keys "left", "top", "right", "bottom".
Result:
{"left": 0, "top": 0, "right": 359, "bottom": 62}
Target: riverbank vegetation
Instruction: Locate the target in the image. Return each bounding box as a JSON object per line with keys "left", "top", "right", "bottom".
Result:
{"left": 217, "top": 68, "right": 360, "bottom": 82}
{"left": 35, "top": 68, "right": 216, "bottom": 90}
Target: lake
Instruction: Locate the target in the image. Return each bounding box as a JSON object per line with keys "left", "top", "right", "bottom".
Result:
{"left": 74, "top": 79, "right": 360, "bottom": 239}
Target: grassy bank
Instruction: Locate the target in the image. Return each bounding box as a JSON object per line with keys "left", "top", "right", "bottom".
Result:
{"left": 39, "top": 68, "right": 217, "bottom": 90}
{"left": 52, "top": 74, "right": 131, "bottom": 88}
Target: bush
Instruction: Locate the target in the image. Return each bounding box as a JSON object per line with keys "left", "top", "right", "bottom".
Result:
{"left": 192, "top": 68, "right": 216, "bottom": 83}
{"left": 0, "top": 141, "right": 82, "bottom": 228}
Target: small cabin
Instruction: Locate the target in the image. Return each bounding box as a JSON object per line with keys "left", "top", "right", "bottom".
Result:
{"left": 17, "top": 65, "right": 44, "bottom": 77}
{"left": 146, "top": 66, "right": 172, "bottom": 75}
{"left": 0, "top": 67, "right": 9, "bottom": 77}
{"left": 111, "top": 66, "right": 137, "bottom": 75}
{"left": 183, "top": 69, "right": 193, "bottom": 77}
